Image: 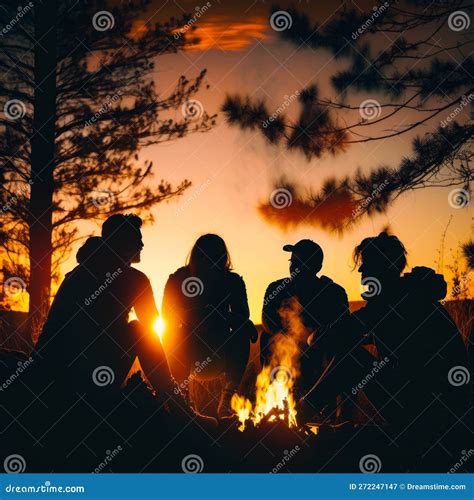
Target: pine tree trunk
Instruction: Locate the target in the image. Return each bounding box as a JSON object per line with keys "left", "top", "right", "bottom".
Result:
{"left": 28, "top": 0, "right": 57, "bottom": 342}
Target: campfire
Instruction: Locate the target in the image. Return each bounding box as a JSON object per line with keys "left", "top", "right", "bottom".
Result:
{"left": 232, "top": 299, "right": 309, "bottom": 431}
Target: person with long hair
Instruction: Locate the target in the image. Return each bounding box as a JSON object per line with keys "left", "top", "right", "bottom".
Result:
{"left": 162, "top": 234, "right": 256, "bottom": 418}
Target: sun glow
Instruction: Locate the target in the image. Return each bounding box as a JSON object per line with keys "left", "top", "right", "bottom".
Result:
{"left": 154, "top": 317, "right": 166, "bottom": 342}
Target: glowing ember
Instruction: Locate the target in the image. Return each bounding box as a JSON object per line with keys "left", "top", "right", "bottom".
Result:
{"left": 232, "top": 299, "right": 310, "bottom": 431}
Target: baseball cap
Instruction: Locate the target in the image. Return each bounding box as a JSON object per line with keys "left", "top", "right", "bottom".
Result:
{"left": 283, "top": 239, "right": 324, "bottom": 271}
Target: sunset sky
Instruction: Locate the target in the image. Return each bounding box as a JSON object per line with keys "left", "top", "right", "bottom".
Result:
{"left": 63, "top": 0, "right": 472, "bottom": 324}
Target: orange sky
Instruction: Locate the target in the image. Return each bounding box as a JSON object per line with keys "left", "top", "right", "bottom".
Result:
{"left": 14, "top": 0, "right": 472, "bottom": 324}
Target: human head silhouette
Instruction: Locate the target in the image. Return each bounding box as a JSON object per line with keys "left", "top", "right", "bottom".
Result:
{"left": 187, "top": 234, "right": 232, "bottom": 275}
{"left": 283, "top": 239, "right": 323, "bottom": 278}
{"left": 76, "top": 236, "right": 102, "bottom": 265}
{"left": 101, "top": 214, "right": 143, "bottom": 264}
{"left": 354, "top": 231, "right": 407, "bottom": 288}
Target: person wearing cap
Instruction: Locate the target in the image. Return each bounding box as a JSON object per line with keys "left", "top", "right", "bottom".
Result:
{"left": 261, "top": 239, "right": 350, "bottom": 408}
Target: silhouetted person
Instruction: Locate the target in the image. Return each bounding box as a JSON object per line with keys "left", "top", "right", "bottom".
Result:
{"left": 34, "top": 215, "right": 175, "bottom": 400}
{"left": 162, "top": 234, "right": 256, "bottom": 418}
{"left": 298, "top": 232, "right": 469, "bottom": 467}
{"left": 262, "top": 239, "right": 349, "bottom": 408}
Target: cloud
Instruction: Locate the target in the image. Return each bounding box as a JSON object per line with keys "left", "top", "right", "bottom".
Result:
{"left": 258, "top": 179, "right": 358, "bottom": 233}
{"left": 187, "top": 16, "right": 269, "bottom": 51}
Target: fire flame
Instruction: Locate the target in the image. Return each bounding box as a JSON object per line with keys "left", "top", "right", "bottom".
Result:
{"left": 231, "top": 299, "right": 310, "bottom": 431}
